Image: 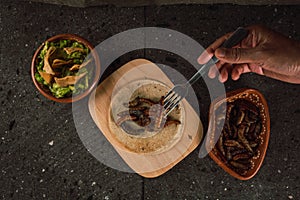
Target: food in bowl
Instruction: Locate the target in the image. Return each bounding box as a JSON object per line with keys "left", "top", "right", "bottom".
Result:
{"left": 34, "top": 39, "right": 92, "bottom": 98}
{"left": 214, "top": 99, "right": 262, "bottom": 175}
{"left": 109, "top": 80, "right": 184, "bottom": 154}
{"left": 207, "top": 89, "right": 270, "bottom": 180}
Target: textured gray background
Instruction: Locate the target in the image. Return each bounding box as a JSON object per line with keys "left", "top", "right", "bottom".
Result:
{"left": 1, "top": 1, "right": 300, "bottom": 199}
{"left": 25, "top": 0, "right": 300, "bottom": 7}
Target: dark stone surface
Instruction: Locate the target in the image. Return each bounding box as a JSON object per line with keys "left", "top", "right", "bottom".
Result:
{"left": 25, "top": 0, "right": 300, "bottom": 7}
{"left": 0, "top": 1, "right": 144, "bottom": 200}
{"left": 1, "top": 1, "right": 300, "bottom": 199}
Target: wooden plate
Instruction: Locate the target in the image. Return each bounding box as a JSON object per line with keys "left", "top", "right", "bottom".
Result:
{"left": 88, "top": 59, "right": 203, "bottom": 178}
{"left": 206, "top": 88, "right": 270, "bottom": 180}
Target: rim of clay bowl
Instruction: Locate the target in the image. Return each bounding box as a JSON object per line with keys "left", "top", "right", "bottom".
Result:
{"left": 31, "top": 33, "right": 100, "bottom": 103}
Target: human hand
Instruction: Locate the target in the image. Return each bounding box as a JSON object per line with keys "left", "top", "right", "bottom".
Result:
{"left": 198, "top": 25, "right": 300, "bottom": 84}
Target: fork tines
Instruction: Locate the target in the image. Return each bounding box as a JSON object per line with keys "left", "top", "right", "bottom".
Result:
{"left": 163, "top": 91, "right": 181, "bottom": 116}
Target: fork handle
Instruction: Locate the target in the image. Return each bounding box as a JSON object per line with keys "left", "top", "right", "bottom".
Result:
{"left": 187, "top": 27, "right": 249, "bottom": 86}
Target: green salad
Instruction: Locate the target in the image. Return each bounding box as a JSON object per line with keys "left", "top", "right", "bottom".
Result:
{"left": 35, "top": 39, "right": 93, "bottom": 98}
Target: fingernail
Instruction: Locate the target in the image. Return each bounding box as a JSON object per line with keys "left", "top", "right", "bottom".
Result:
{"left": 208, "top": 70, "right": 216, "bottom": 79}
{"left": 197, "top": 56, "right": 202, "bottom": 64}
{"left": 216, "top": 49, "right": 225, "bottom": 58}
{"left": 218, "top": 74, "right": 224, "bottom": 82}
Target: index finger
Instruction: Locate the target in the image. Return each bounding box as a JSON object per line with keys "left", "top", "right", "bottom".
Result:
{"left": 197, "top": 32, "right": 232, "bottom": 64}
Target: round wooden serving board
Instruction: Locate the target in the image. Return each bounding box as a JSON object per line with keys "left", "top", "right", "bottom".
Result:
{"left": 88, "top": 59, "right": 203, "bottom": 178}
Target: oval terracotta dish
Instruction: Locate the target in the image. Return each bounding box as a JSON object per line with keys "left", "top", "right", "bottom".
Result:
{"left": 31, "top": 34, "right": 101, "bottom": 103}
{"left": 206, "top": 88, "right": 270, "bottom": 180}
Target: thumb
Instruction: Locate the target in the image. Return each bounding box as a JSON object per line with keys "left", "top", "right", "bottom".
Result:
{"left": 215, "top": 47, "right": 260, "bottom": 64}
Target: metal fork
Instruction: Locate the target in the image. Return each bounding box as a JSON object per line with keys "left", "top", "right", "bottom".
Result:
{"left": 163, "top": 27, "right": 249, "bottom": 116}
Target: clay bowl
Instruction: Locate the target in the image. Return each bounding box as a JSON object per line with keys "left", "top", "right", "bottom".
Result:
{"left": 206, "top": 88, "right": 270, "bottom": 180}
{"left": 31, "top": 34, "right": 100, "bottom": 103}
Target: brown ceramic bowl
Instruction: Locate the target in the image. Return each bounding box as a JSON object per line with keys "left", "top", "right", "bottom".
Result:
{"left": 206, "top": 88, "right": 270, "bottom": 180}
{"left": 31, "top": 34, "right": 100, "bottom": 103}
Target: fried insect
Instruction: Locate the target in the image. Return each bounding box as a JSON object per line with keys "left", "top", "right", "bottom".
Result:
{"left": 237, "top": 99, "right": 259, "bottom": 115}
{"left": 232, "top": 153, "right": 251, "bottom": 161}
{"left": 164, "top": 117, "right": 181, "bottom": 127}
{"left": 116, "top": 96, "right": 181, "bottom": 135}
{"left": 236, "top": 110, "right": 245, "bottom": 125}
{"left": 237, "top": 125, "right": 253, "bottom": 153}
{"left": 148, "top": 102, "right": 166, "bottom": 131}
{"left": 223, "top": 140, "right": 244, "bottom": 149}
{"left": 214, "top": 99, "right": 262, "bottom": 175}
{"left": 123, "top": 96, "right": 155, "bottom": 107}
{"left": 230, "top": 161, "right": 250, "bottom": 170}
{"left": 226, "top": 147, "right": 233, "bottom": 160}
{"left": 116, "top": 115, "right": 138, "bottom": 126}
{"left": 217, "top": 134, "right": 226, "bottom": 156}
{"left": 231, "top": 148, "right": 248, "bottom": 157}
